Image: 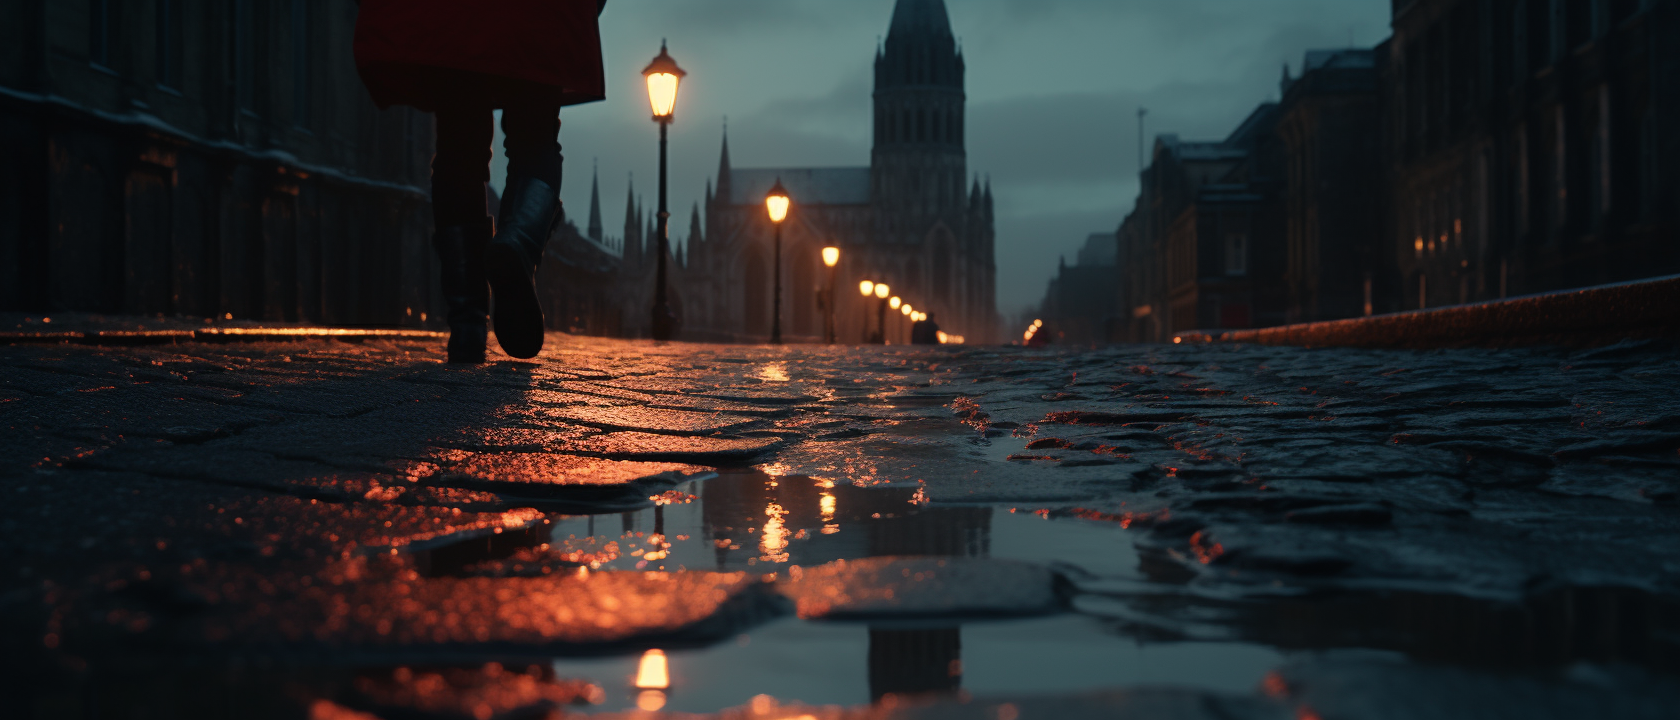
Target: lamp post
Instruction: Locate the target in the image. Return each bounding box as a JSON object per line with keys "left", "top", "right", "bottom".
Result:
{"left": 859, "top": 280, "right": 875, "bottom": 344}
{"left": 873, "top": 282, "right": 890, "bottom": 345}
{"left": 822, "top": 247, "right": 841, "bottom": 344}
{"left": 901, "top": 303, "right": 913, "bottom": 344}
{"left": 643, "top": 42, "right": 686, "bottom": 341}
{"left": 766, "top": 179, "right": 790, "bottom": 344}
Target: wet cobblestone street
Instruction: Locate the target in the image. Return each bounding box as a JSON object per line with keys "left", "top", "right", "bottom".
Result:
{"left": 4, "top": 334, "right": 1680, "bottom": 719}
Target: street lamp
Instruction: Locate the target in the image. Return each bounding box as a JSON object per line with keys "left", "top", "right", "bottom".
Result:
{"left": 901, "top": 303, "right": 913, "bottom": 345}
{"left": 822, "top": 247, "right": 841, "bottom": 344}
{"left": 643, "top": 42, "right": 687, "bottom": 341}
{"left": 766, "top": 178, "right": 790, "bottom": 344}
{"left": 859, "top": 281, "right": 876, "bottom": 343}
{"left": 873, "top": 283, "right": 890, "bottom": 345}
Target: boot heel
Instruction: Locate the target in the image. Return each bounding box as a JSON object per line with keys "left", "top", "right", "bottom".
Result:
{"left": 486, "top": 239, "right": 544, "bottom": 359}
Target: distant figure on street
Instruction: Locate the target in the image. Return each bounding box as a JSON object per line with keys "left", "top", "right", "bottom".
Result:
{"left": 354, "top": 0, "right": 609, "bottom": 362}
{"left": 911, "top": 313, "right": 942, "bottom": 345}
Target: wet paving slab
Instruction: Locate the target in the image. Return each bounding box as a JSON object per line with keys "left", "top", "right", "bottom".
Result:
{"left": 5, "top": 335, "right": 1680, "bottom": 718}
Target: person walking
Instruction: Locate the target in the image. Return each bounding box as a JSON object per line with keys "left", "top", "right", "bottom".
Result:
{"left": 354, "top": 0, "right": 608, "bottom": 362}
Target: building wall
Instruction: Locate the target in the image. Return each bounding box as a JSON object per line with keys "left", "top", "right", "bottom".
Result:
{"left": 1388, "top": 0, "right": 1676, "bottom": 309}
{"left": 0, "top": 0, "right": 435, "bottom": 325}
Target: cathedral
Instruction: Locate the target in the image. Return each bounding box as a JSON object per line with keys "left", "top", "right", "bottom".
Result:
{"left": 596, "top": 0, "right": 998, "bottom": 344}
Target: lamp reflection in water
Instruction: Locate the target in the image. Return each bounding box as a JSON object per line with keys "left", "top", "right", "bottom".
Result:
{"left": 634, "top": 648, "right": 670, "bottom": 710}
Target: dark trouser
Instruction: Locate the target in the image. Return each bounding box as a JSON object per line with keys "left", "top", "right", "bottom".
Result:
{"left": 431, "top": 99, "right": 563, "bottom": 229}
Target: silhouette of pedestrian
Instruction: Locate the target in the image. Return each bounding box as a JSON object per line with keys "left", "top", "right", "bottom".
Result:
{"left": 354, "top": 0, "right": 608, "bottom": 362}
{"left": 912, "top": 313, "right": 942, "bottom": 345}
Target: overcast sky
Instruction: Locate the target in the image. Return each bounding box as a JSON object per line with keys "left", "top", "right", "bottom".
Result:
{"left": 492, "top": 0, "right": 1393, "bottom": 315}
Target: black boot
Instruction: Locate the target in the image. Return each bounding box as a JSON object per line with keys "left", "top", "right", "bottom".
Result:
{"left": 432, "top": 217, "right": 493, "bottom": 364}
{"left": 485, "top": 176, "right": 560, "bottom": 359}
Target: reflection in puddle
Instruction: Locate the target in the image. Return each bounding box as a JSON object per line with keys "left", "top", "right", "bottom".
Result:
{"left": 533, "top": 471, "right": 1217, "bottom": 713}
{"left": 552, "top": 615, "right": 1285, "bottom": 713}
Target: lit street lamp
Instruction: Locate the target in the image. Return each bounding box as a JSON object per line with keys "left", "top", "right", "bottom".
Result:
{"left": 822, "top": 247, "right": 841, "bottom": 344}
{"left": 859, "top": 280, "right": 876, "bottom": 343}
{"left": 766, "top": 179, "right": 790, "bottom": 344}
{"left": 873, "top": 282, "right": 890, "bottom": 345}
{"left": 643, "top": 42, "right": 686, "bottom": 341}
{"left": 900, "top": 303, "right": 913, "bottom": 345}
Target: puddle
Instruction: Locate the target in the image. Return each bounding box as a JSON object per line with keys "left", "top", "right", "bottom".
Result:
{"left": 533, "top": 471, "right": 1143, "bottom": 580}
{"left": 551, "top": 614, "right": 1284, "bottom": 714}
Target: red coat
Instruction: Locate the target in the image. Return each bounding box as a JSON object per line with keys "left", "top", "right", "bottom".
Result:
{"left": 354, "top": 0, "right": 606, "bottom": 111}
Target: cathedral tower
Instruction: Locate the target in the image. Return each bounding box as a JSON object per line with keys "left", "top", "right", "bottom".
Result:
{"left": 872, "top": 0, "right": 967, "bottom": 241}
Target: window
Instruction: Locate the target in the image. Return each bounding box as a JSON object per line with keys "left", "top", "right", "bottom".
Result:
{"left": 1597, "top": 85, "right": 1611, "bottom": 216}
{"left": 1515, "top": 124, "right": 1530, "bottom": 234}
{"left": 1224, "top": 234, "right": 1247, "bottom": 276}
{"left": 89, "top": 0, "right": 114, "bottom": 68}
{"left": 291, "top": 0, "right": 310, "bottom": 128}
{"left": 156, "top": 0, "right": 181, "bottom": 90}
{"left": 1554, "top": 106, "right": 1568, "bottom": 228}
{"left": 234, "top": 0, "right": 256, "bottom": 113}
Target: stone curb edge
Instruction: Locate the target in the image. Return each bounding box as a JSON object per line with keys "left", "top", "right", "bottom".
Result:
{"left": 0, "top": 327, "right": 448, "bottom": 346}
{"left": 1178, "top": 274, "right": 1680, "bottom": 349}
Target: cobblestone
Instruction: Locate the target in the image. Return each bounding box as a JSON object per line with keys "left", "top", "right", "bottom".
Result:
{"left": 4, "top": 333, "right": 1679, "bottom": 718}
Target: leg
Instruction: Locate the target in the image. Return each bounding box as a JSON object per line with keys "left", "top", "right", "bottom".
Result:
{"left": 484, "top": 97, "right": 563, "bottom": 359}
{"left": 431, "top": 107, "right": 496, "bottom": 363}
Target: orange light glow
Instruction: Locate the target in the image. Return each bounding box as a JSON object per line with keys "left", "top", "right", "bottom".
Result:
{"left": 766, "top": 181, "right": 791, "bottom": 224}
{"left": 637, "top": 690, "right": 668, "bottom": 711}
{"left": 901, "top": 305, "right": 912, "bottom": 317}
{"left": 938, "top": 331, "right": 950, "bottom": 344}
{"left": 760, "top": 503, "right": 790, "bottom": 563}
{"left": 819, "top": 493, "right": 836, "bottom": 522}
{"left": 642, "top": 43, "right": 686, "bottom": 120}
{"left": 875, "top": 283, "right": 890, "bottom": 299}
{"left": 645, "top": 74, "right": 681, "bottom": 118}
{"left": 1173, "top": 336, "right": 1183, "bottom": 344}
{"left": 634, "top": 649, "right": 670, "bottom": 690}
{"left": 822, "top": 246, "right": 841, "bottom": 267}
{"left": 889, "top": 296, "right": 902, "bottom": 310}
{"left": 859, "top": 280, "right": 875, "bottom": 297}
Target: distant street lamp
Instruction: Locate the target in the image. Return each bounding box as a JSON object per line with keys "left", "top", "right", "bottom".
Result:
{"left": 766, "top": 178, "right": 790, "bottom": 344}
{"left": 859, "top": 281, "right": 876, "bottom": 343}
{"left": 643, "top": 42, "right": 687, "bottom": 341}
{"left": 873, "top": 282, "right": 890, "bottom": 345}
{"left": 822, "top": 247, "right": 841, "bottom": 344}
{"left": 901, "top": 303, "right": 913, "bottom": 345}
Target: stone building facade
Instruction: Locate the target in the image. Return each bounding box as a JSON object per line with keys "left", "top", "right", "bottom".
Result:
{"left": 668, "top": 0, "right": 999, "bottom": 344}
{"left": 1111, "top": 0, "right": 1677, "bottom": 343}
{"left": 0, "top": 1, "right": 435, "bottom": 326}
{"left": 1387, "top": 0, "right": 1678, "bottom": 309}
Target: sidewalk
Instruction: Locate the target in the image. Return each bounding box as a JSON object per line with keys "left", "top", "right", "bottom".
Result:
{"left": 4, "top": 331, "right": 1679, "bottom": 718}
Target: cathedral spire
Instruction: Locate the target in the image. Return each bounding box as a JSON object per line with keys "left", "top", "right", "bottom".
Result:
{"left": 623, "top": 174, "right": 640, "bottom": 260}
{"left": 888, "top": 0, "right": 953, "bottom": 40}
{"left": 587, "top": 160, "right": 603, "bottom": 242}
{"left": 715, "top": 121, "right": 733, "bottom": 205}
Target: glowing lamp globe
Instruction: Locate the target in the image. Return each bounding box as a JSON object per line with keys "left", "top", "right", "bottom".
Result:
{"left": 889, "top": 296, "right": 902, "bottom": 310}
{"left": 860, "top": 280, "right": 875, "bottom": 297}
{"left": 642, "top": 42, "right": 687, "bottom": 121}
{"left": 766, "top": 179, "right": 791, "bottom": 224}
{"left": 901, "top": 304, "right": 913, "bottom": 316}
{"left": 874, "top": 283, "right": 890, "bottom": 299}
{"left": 822, "top": 246, "right": 841, "bottom": 268}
